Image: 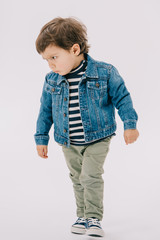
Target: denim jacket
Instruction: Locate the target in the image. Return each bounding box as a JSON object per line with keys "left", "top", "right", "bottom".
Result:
{"left": 34, "top": 53, "right": 138, "bottom": 148}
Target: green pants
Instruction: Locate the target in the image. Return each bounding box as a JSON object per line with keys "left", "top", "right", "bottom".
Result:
{"left": 61, "top": 136, "right": 113, "bottom": 221}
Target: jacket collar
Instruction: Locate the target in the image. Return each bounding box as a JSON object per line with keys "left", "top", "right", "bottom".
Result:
{"left": 57, "top": 53, "right": 98, "bottom": 85}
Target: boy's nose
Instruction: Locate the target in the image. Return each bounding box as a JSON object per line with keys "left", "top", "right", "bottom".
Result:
{"left": 48, "top": 62, "right": 55, "bottom": 69}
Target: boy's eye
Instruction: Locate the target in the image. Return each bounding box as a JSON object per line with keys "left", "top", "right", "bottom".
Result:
{"left": 52, "top": 56, "right": 57, "bottom": 59}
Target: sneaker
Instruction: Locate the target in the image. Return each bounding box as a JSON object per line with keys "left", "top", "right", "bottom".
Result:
{"left": 71, "top": 217, "right": 87, "bottom": 234}
{"left": 86, "top": 217, "right": 105, "bottom": 237}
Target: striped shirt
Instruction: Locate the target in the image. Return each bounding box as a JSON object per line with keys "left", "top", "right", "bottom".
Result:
{"left": 65, "top": 59, "right": 115, "bottom": 146}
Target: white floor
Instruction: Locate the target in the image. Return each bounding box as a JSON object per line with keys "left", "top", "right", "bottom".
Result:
{"left": 0, "top": 202, "right": 159, "bottom": 240}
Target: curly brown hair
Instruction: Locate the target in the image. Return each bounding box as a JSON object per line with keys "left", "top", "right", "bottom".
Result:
{"left": 35, "top": 17, "right": 90, "bottom": 55}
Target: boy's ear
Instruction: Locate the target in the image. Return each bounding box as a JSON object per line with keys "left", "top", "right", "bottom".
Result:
{"left": 72, "top": 44, "right": 81, "bottom": 56}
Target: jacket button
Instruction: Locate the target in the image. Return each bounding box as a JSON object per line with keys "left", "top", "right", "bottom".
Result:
{"left": 64, "top": 97, "right": 67, "bottom": 101}
{"left": 52, "top": 88, "right": 55, "bottom": 92}
{"left": 64, "top": 129, "right": 67, "bottom": 133}
{"left": 63, "top": 113, "right": 66, "bottom": 117}
{"left": 64, "top": 142, "right": 67, "bottom": 145}
{"left": 96, "top": 82, "right": 99, "bottom": 87}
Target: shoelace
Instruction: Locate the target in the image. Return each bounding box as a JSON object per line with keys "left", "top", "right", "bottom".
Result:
{"left": 76, "top": 217, "right": 86, "bottom": 223}
{"left": 87, "top": 218, "right": 101, "bottom": 227}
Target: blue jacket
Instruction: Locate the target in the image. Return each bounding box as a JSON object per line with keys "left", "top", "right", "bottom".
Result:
{"left": 34, "top": 53, "right": 138, "bottom": 148}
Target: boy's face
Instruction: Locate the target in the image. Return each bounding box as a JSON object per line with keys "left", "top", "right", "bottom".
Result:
{"left": 41, "top": 44, "right": 84, "bottom": 76}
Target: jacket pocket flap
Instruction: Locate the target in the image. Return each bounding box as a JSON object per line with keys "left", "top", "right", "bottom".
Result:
{"left": 87, "top": 81, "right": 107, "bottom": 90}
{"left": 45, "top": 84, "right": 61, "bottom": 94}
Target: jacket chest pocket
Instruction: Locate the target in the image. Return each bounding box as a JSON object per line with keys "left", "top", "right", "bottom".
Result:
{"left": 87, "top": 81, "right": 108, "bottom": 100}
{"left": 45, "top": 84, "right": 62, "bottom": 105}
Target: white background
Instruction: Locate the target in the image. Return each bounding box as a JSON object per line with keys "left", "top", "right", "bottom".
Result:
{"left": 1, "top": 0, "right": 160, "bottom": 239}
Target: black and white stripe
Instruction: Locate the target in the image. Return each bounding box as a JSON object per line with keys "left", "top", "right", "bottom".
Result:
{"left": 65, "top": 60, "right": 87, "bottom": 145}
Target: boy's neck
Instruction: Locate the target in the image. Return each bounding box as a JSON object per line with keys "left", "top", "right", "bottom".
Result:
{"left": 72, "top": 54, "right": 85, "bottom": 70}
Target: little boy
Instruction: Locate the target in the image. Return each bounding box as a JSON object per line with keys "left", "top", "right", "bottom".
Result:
{"left": 34, "top": 17, "right": 139, "bottom": 237}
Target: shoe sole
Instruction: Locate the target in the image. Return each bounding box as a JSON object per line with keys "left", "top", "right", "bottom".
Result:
{"left": 71, "top": 226, "right": 86, "bottom": 234}
{"left": 87, "top": 227, "right": 104, "bottom": 237}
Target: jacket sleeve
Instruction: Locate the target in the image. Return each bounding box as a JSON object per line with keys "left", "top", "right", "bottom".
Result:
{"left": 108, "top": 65, "right": 138, "bottom": 130}
{"left": 34, "top": 75, "right": 53, "bottom": 145}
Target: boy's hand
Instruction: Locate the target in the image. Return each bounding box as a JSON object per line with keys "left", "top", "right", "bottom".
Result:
{"left": 124, "top": 129, "right": 139, "bottom": 145}
{"left": 36, "top": 145, "right": 48, "bottom": 158}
